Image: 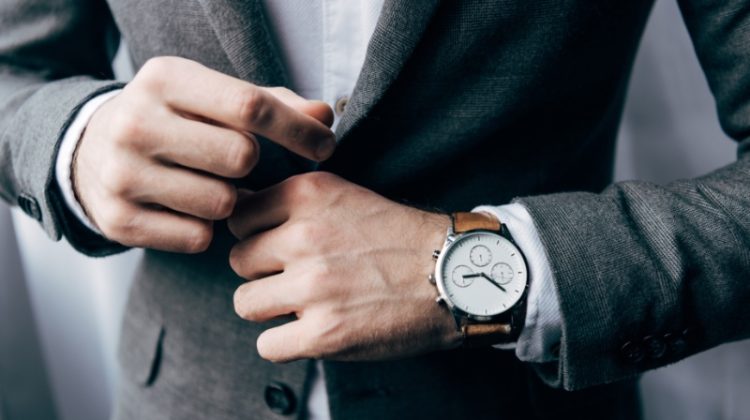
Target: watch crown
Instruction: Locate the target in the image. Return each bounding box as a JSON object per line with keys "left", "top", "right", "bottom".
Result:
{"left": 432, "top": 249, "right": 441, "bottom": 259}
{"left": 428, "top": 273, "right": 436, "bottom": 284}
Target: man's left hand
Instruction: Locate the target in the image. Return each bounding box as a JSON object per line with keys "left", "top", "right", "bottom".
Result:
{"left": 228, "top": 172, "right": 462, "bottom": 362}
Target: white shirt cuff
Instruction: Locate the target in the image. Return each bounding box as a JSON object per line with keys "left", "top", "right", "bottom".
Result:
{"left": 473, "top": 203, "right": 562, "bottom": 363}
{"left": 55, "top": 89, "right": 122, "bottom": 235}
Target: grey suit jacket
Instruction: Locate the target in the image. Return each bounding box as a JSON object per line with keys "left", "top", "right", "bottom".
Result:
{"left": 2, "top": 0, "right": 749, "bottom": 419}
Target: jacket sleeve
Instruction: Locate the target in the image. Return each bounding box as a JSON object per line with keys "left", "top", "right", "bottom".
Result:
{"left": 0, "top": 0, "right": 128, "bottom": 256}
{"left": 515, "top": 0, "right": 750, "bottom": 391}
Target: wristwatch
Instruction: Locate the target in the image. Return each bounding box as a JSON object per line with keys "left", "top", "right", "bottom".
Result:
{"left": 430, "top": 212, "right": 529, "bottom": 346}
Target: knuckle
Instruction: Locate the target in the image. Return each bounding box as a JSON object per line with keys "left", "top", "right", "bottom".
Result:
{"left": 285, "top": 123, "right": 304, "bottom": 143}
{"left": 110, "top": 111, "right": 144, "bottom": 147}
{"left": 232, "top": 287, "right": 244, "bottom": 316}
{"left": 287, "top": 172, "right": 333, "bottom": 199}
{"left": 257, "top": 334, "right": 276, "bottom": 361}
{"left": 211, "top": 183, "right": 237, "bottom": 219}
{"left": 288, "top": 220, "right": 321, "bottom": 246}
{"left": 297, "top": 277, "right": 320, "bottom": 305}
{"left": 138, "top": 56, "right": 175, "bottom": 84}
{"left": 307, "top": 171, "right": 336, "bottom": 185}
{"left": 229, "top": 245, "right": 246, "bottom": 276}
{"left": 308, "top": 262, "right": 333, "bottom": 287}
{"left": 234, "top": 87, "right": 269, "bottom": 126}
{"left": 102, "top": 160, "right": 138, "bottom": 199}
{"left": 285, "top": 174, "right": 314, "bottom": 202}
{"left": 226, "top": 135, "right": 259, "bottom": 177}
{"left": 268, "top": 86, "right": 294, "bottom": 97}
{"left": 101, "top": 162, "right": 134, "bottom": 197}
{"left": 185, "top": 223, "right": 213, "bottom": 253}
{"left": 101, "top": 205, "right": 136, "bottom": 239}
{"left": 233, "top": 286, "right": 253, "bottom": 320}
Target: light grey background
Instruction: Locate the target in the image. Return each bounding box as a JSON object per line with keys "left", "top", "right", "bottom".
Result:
{"left": 1, "top": 1, "right": 748, "bottom": 419}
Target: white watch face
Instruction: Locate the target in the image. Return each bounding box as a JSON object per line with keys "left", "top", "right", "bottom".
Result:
{"left": 436, "top": 231, "right": 527, "bottom": 317}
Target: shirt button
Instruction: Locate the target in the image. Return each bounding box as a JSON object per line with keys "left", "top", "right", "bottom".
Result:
{"left": 264, "top": 381, "right": 296, "bottom": 415}
{"left": 334, "top": 96, "right": 349, "bottom": 115}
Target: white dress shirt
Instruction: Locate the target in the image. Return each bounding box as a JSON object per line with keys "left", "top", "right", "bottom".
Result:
{"left": 54, "top": 1, "right": 562, "bottom": 418}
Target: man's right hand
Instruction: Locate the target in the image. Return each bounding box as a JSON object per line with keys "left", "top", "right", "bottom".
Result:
{"left": 73, "top": 56, "right": 335, "bottom": 253}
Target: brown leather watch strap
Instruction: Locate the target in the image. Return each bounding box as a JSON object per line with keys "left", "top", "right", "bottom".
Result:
{"left": 461, "top": 321, "right": 513, "bottom": 347}
{"left": 459, "top": 294, "right": 528, "bottom": 347}
{"left": 452, "top": 212, "right": 501, "bottom": 234}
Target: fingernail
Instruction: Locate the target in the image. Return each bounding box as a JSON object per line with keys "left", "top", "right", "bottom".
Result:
{"left": 316, "top": 137, "right": 337, "bottom": 161}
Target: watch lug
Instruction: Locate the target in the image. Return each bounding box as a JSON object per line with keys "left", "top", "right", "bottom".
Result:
{"left": 435, "top": 296, "right": 445, "bottom": 304}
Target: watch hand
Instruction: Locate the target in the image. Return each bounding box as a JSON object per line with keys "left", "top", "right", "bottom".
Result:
{"left": 479, "top": 272, "right": 507, "bottom": 292}
{"left": 462, "top": 273, "right": 481, "bottom": 278}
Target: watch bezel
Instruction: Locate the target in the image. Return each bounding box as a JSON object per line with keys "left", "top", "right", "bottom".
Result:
{"left": 435, "top": 229, "right": 528, "bottom": 321}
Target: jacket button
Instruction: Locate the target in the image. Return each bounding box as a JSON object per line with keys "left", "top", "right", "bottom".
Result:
{"left": 620, "top": 341, "right": 645, "bottom": 364}
{"left": 665, "top": 332, "right": 687, "bottom": 356}
{"left": 264, "top": 381, "right": 296, "bottom": 415}
{"left": 17, "top": 193, "right": 42, "bottom": 221}
{"left": 643, "top": 335, "right": 666, "bottom": 359}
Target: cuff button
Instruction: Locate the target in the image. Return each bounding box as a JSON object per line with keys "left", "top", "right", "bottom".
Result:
{"left": 665, "top": 332, "right": 687, "bottom": 356}
{"left": 643, "top": 335, "right": 666, "bottom": 359}
{"left": 17, "top": 193, "right": 42, "bottom": 221}
{"left": 620, "top": 341, "right": 645, "bottom": 364}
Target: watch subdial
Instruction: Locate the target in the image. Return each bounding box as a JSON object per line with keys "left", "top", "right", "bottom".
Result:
{"left": 469, "top": 245, "right": 492, "bottom": 267}
{"left": 451, "top": 265, "right": 474, "bottom": 288}
{"left": 490, "top": 263, "right": 514, "bottom": 285}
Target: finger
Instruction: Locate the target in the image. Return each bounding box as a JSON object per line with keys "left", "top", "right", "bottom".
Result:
{"left": 228, "top": 185, "right": 290, "bottom": 239}
{"left": 257, "top": 319, "right": 314, "bottom": 363}
{"left": 105, "top": 202, "right": 214, "bottom": 253}
{"left": 229, "top": 225, "right": 297, "bottom": 280}
{"left": 265, "top": 87, "right": 334, "bottom": 128}
{"left": 233, "top": 272, "right": 303, "bottom": 323}
{"left": 125, "top": 165, "right": 237, "bottom": 220}
{"left": 159, "top": 59, "right": 336, "bottom": 161}
{"left": 150, "top": 115, "right": 260, "bottom": 178}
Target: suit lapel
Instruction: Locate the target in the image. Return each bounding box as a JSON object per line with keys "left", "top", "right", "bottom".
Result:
{"left": 335, "top": 0, "right": 443, "bottom": 140}
{"left": 196, "top": 0, "right": 287, "bottom": 86}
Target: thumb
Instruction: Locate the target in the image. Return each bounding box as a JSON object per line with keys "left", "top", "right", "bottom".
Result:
{"left": 300, "top": 100, "right": 335, "bottom": 128}
{"left": 265, "top": 87, "right": 335, "bottom": 128}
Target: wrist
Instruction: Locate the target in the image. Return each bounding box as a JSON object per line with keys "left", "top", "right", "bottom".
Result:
{"left": 55, "top": 89, "right": 121, "bottom": 235}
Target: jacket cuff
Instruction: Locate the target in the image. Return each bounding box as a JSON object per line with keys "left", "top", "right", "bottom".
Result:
{"left": 515, "top": 190, "right": 692, "bottom": 391}
{"left": 7, "top": 77, "right": 128, "bottom": 256}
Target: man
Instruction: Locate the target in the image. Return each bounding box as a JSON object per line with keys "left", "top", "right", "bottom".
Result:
{"left": 1, "top": 1, "right": 748, "bottom": 419}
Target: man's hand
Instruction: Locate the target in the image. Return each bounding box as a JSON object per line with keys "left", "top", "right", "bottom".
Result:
{"left": 227, "top": 172, "right": 462, "bottom": 363}
{"left": 74, "top": 56, "right": 335, "bottom": 253}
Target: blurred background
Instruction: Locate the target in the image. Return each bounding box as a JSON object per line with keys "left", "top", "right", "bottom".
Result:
{"left": 1, "top": 1, "right": 749, "bottom": 419}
